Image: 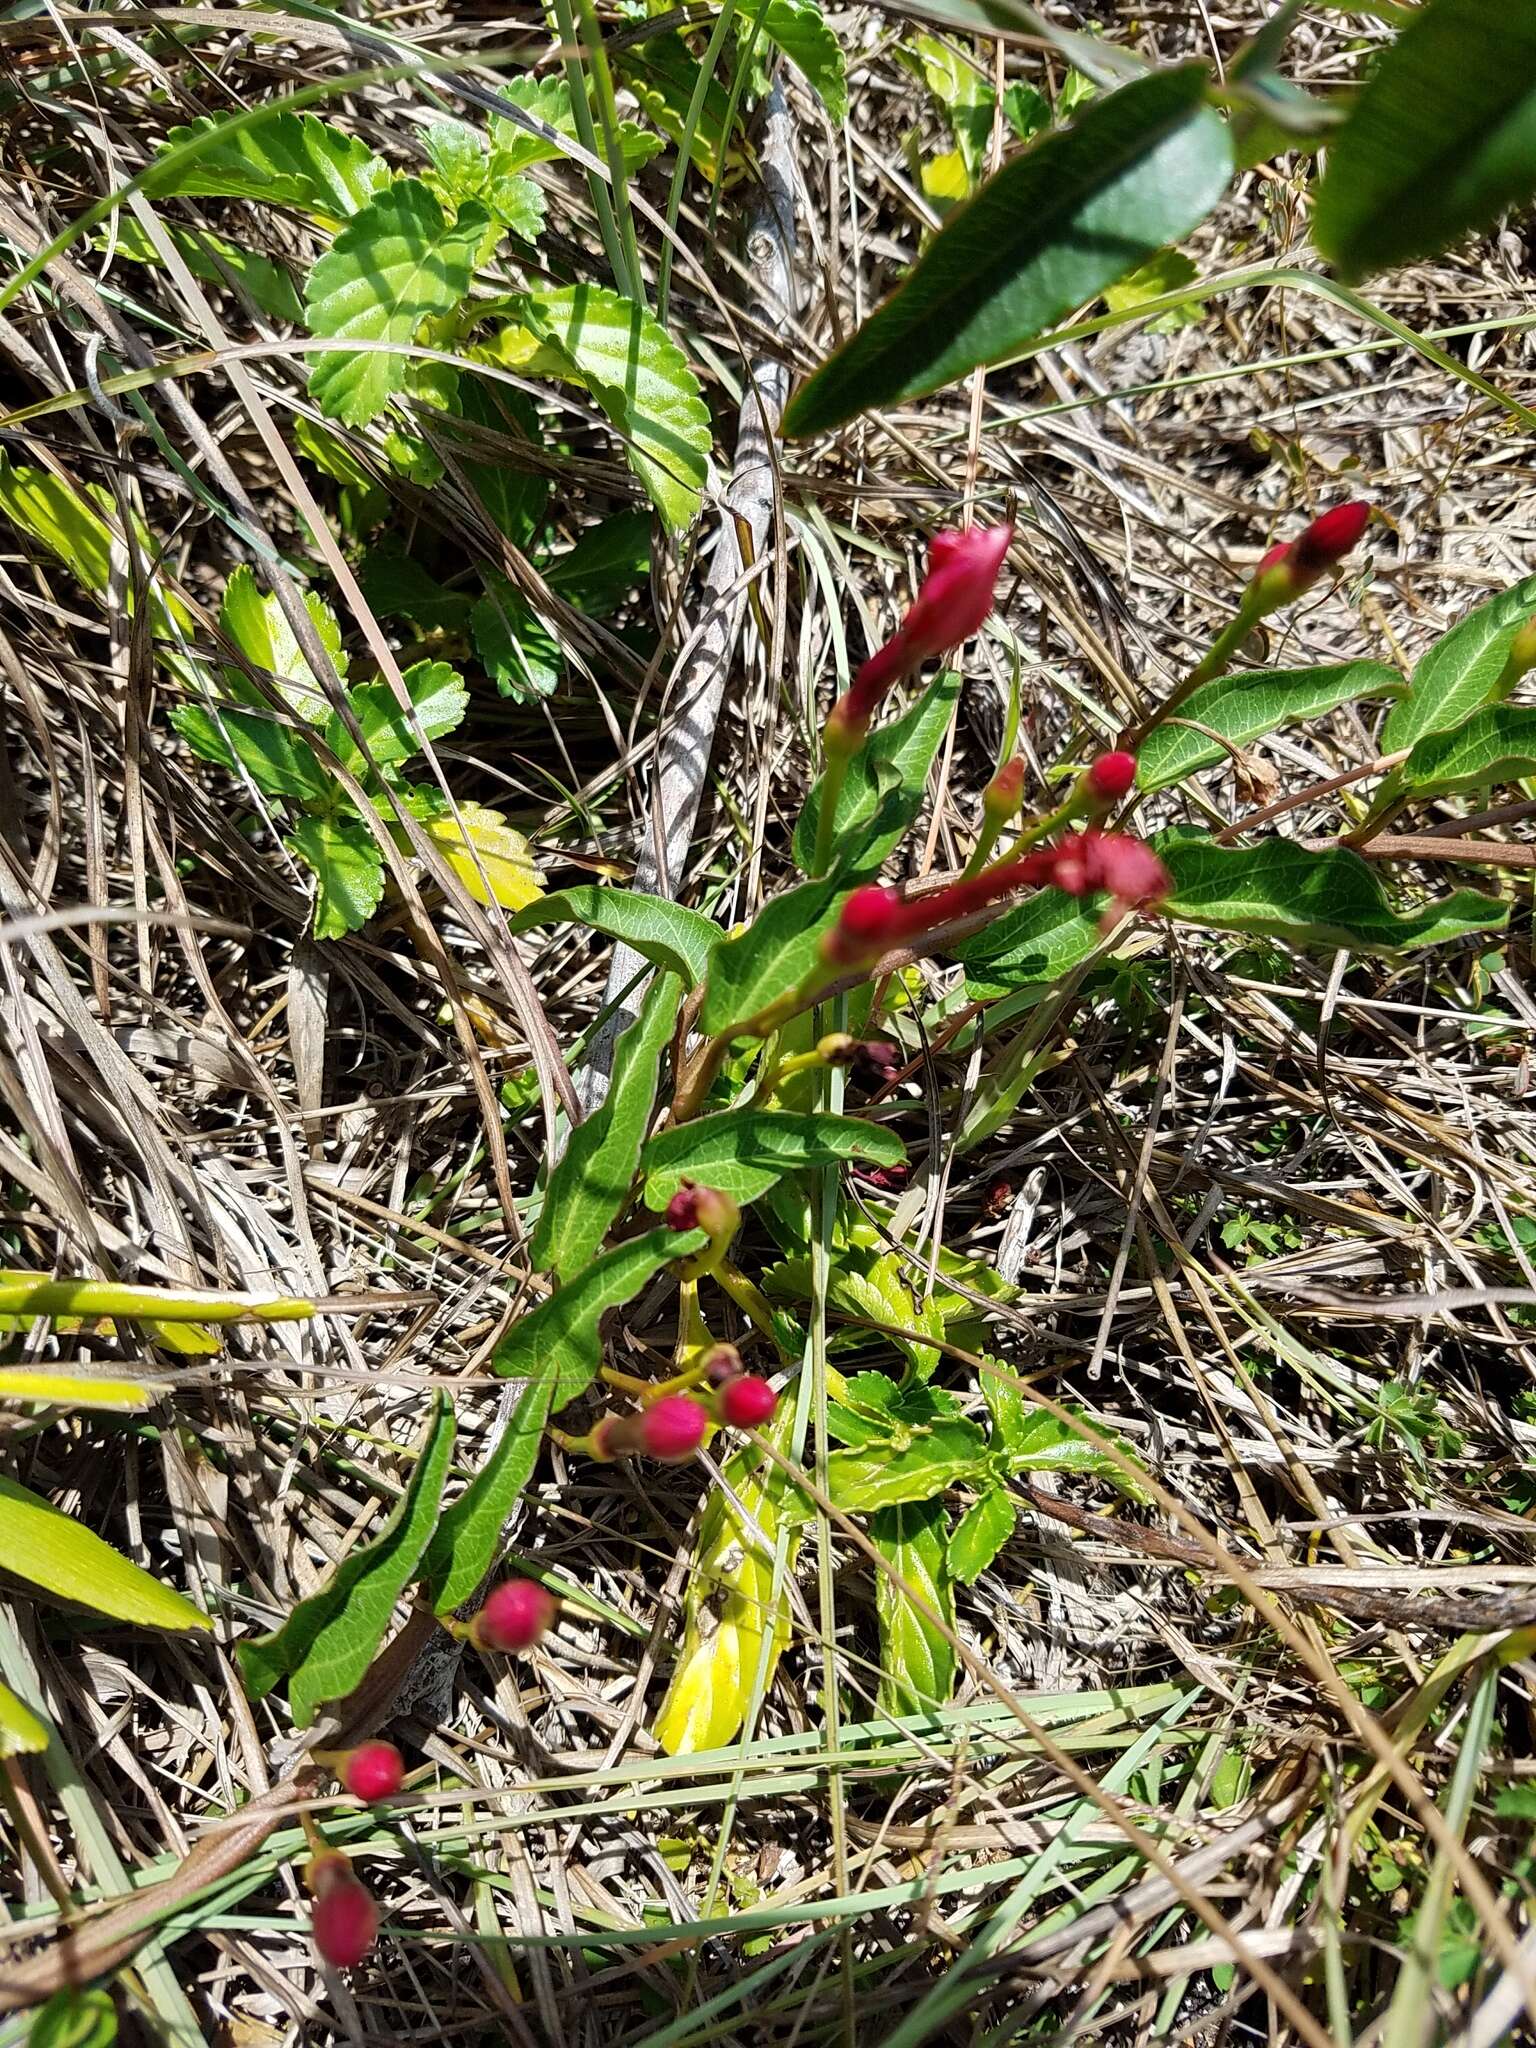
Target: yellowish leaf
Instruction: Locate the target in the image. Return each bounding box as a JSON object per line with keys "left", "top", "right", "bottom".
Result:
{"left": 0, "top": 1369, "right": 156, "bottom": 1411}
{"left": 421, "top": 802, "right": 543, "bottom": 911}
{"left": 0, "top": 1679, "right": 46, "bottom": 1757}
{"left": 0, "top": 1475, "right": 210, "bottom": 1631}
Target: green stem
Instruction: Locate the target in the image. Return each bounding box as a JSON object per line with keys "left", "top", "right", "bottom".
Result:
{"left": 569, "top": 0, "right": 646, "bottom": 307}
{"left": 812, "top": 746, "right": 851, "bottom": 879}
{"left": 657, "top": 0, "right": 739, "bottom": 321}
{"left": 547, "top": 0, "right": 633, "bottom": 299}
{"left": 1125, "top": 599, "right": 1261, "bottom": 747}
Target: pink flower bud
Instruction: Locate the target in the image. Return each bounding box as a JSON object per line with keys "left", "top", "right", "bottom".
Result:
{"left": 640, "top": 1395, "right": 709, "bottom": 1462}
{"left": 1252, "top": 501, "right": 1371, "bottom": 608}
{"left": 826, "top": 523, "right": 1014, "bottom": 744}
{"left": 819, "top": 1033, "right": 902, "bottom": 1089}
{"left": 309, "top": 1856, "right": 378, "bottom": 1969}
{"left": 339, "top": 1741, "right": 404, "bottom": 1803}
{"left": 1044, "top": 829, "right": 1171, "bottom": 910}
{"left": 1085, "top": 751, "right": 1137, "bottom": 804}
{"left": 717, "top": 1376, "right": 778, "bottom": 1429}
{"left": 822, "top": 856, "right": 1056, "bottom": 969}
{"left": 664, "top": 1181, "right": 739, "bottom": 1244}
{"left": 472, "top": 1578, "right": 557, "bottom": 1654}
{"left": 982, "top": 756, "right": 1026, "bottom": 820}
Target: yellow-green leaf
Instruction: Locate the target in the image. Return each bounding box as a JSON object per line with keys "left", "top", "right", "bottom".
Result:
{"left": 0, "top": 1475, "right": 209, "bottom": 1631}
{"left": 0, "top": 1678, "right": 47, "bottom": 1757}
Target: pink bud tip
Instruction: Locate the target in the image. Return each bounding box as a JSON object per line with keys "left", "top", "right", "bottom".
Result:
{"left": 717, "top": 1376, "right": 778, "bottom": 1428}
{"left": 663, "top": 1181, "right": 738, "bottom": 1243}
{"left": 822, "top": 884, "right": 901, "bottom": 967}
{"left": 1293, "top": 500, "right": 1371, "bottom": 574}
{"left": 983, "top": 756, "right": 1026, "bottom": 818}
{"left": 340, "top": 1741, "right": 404, "bottom": 1803}
{"left": 1044, "top": 829, "right": 1170, "bottom": 910}
{"left": 665, "top": 1183, "right": 703, "bottom": 1231}
{"left": 311, "top": 1864, "right": 378, "bottom": 1969}
{"left": 639, "top": 1394, "right": 709, "bottom": 1462}
{"left": 904, "top": 523, "right": 1014, "bottom": 663}
{"left": 474, "top": 1578, "right": 557, "bottom": 1654}
{"left": 1086, "top": 751, "right": 1137, "bottom": 803}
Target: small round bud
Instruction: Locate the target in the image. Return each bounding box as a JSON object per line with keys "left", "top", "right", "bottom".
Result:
{"left": 309, "top": 1858, "right": 378, "bottom": 1969}
{"left": 639, "top": 1395, "right": 709, "bottom": 1462}
{"left": 473, "top": 1578, "right": 557, "bottom": 1654}
{"left": 339, "top": 1741, "right": 404, "bottom": 1804}
{"left": 1085, "top": 751, "right": 1137, "bottom": 803}
{"left": 703, "top": 1343, "right": 745, "bottom": 1387}
{"left": 665, "top": 1183, "right": 704, "bottom": 1231}
{"left": 664, "top": 1181, "right": 740, "bottom": 1246}
{"left": 718, "top": 1376, "right": 778, "bottom": 1429}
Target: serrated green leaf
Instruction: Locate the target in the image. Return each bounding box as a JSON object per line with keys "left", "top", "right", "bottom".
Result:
{"left": 327, "top": 660, "right": 468, "bottom": 775}
{"left": 287, "top": 814, "right": 386, "bottom": 939}
{"left": 422, "top": 117, "right": 547, "bottom": 242}
{"left": 105, "top": 216, "right": 304, "bottom": 324}
{"left": 1137, "top": 660, "right": 1404, "bottom": 792}
{"left": 1402, "top": 705, "right": 1536, "bottom": 798}
{"left": 492, "top": 76, "right": 662, "bottom": 176}
{"left": 1005, "top": 1406, "right": 1145, "bottom": 1496}
{"left": 1160, "top": 830, "right": 1507, "bottom": 952}
{"left": 171, "top": 701, "right": 331, "bottom": 801}
{"left": 219, "top": 562, "right": 347, "bottom": 722}
{"left": 0, "top": 1474, "right": 209, "bottom": 1632}
{"left": 0, "top": 455, "right": 187, "bottom": 634}
{"left": 504, "top": 886, "right": 720, "bottom": 986}
{"left": 0, "top": 1676, "right": 48, "bottom": 1757}
{"left": 951, "top": 886, "right": 1105, "bottom": 1000}
{"left": 794, "top": 668, "right": 960, "bottom": 875}
{"left": 827, "top": 1417, "right": 989, "bottom": 1512}
{"left": 424, "top": 1373, "right": 557, "bottom": 1613}
{"left": 546, "top": 509, "right": 653, "bottom": 615}
{"left": 981, "top": 1356, "right": 1032, "bottom": 1453}
{"left": 1312, "top": 0, "right": 1536, "bottom": 281}
{"left": 490, "top": 1226, "right": 705, "bottom": 1414}
{"left": 872, "top": 1502, "right": 955, "bottom": 1716}
{"left": 518, "top": 283, "right": 711, "bottom": 532}
{"left": 616, "top": 34, "right": 734, "bottom": 180}
{"left": 534, "top": 973, "right": 681, "bottom": 1282}
{"left": 146, "top": 111, "right": 388, "bottom": 219}
{"left": 755, "top": 0, "right": 848, "bottom": 121}
{"left": 472, "top": 573, "right": 561, "bottom": 700}
{"left": 305, "top": 181, "right": 489, "bottom": 426}
{"left": 784, "top": 65, "right": 1231, "bottom": 437}
{"left": 948, "top": 1487, "right": 1016, "bottom": 1583}
{"left": 640, "top": 1109, "right": 904, "bottom": 1209}
{"left": 698, "top": 873, "right": 847, "bottom": 1037}
{"left": 237, "top": 1397, "right": 454, "bottom": 1724}
{"left": 1382, "top": 577, "right": 1536, "bottom": 753}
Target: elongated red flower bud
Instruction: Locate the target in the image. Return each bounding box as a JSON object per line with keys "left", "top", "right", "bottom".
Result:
{"left": 338, "top": 1741, "right": 404, "bottom": 1803}
{"left": 1044, "top": 829, "right": 1171, "bottom": 909}
{"left": 1084, "top": 751, "right": 1137, "bottom": 805}
{"left": 309, "top": 1855, "right": 379, "bottom": 1969}
{"left": 826, "top": 523, "right": 1014, "bottom": 747}
{"left": 983, "top": 756, "right": 1026, "bottom": 821}
{"left": 1251, "top": 501, "right": 1370, "bottom": 611}
{"left": 471, "top": 1578, "right": 557, "bottom": 1653}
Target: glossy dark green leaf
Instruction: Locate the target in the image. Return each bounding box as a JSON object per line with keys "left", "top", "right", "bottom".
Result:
{"left": 640, "top": 1109, "right": 904, "bottom": 1208}
{"left": 1312, "top": 0, "right": 1536, "bottom": 281}
{"left": 1137, "top": 660, "right": 1402, "bottom": 792}
{"left": 783, "top": 65, "right": 1231, "bottom": 437}
{"left": 546, "top": 510, "right": 653, "bottom": 616}
{"left": 697, "top": 873, "right": 848, "bottom": 1037}
{"left": 1381, "top": 576, "right": 1536, "bottom": 753}
{"left": 504, "top": 886, "right": 720, "bottom": 987}
{"left": 951, "top": 887, "right": 1104, "bottom": 1001}
{"left": 471, "top": 573, "right": 561, "bottom": 701}
{"left": 793, "top": 668, "right": 960, "bottom": 875}
{"left": 872, "top": 1502, "right": 956, "bottom": 1716}
{"left": 237, "top": 1396, "right": 454, "bottom": 1725}
{"left": 533, "top": 973, "right": 682, "bottom": 1281}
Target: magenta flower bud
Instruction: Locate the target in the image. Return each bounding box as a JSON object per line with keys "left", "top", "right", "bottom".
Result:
{"left": 1045, "top": 829, "right": 1170, "bottom": 910}
{"left": 309, "top": 1855, "right": 379, "bottom": 1969}
{"left": 664, "top": 1181, "right": 739, "bottom": 1242}
{"left": 640, "top": 1395, "right": 709, "bottom": 1461}
{"left": 821, "top": 855, "right": 1058, "bottom": 969}
{"left": 1251, "top": 501, "right": 1371, "bottom": 609}
{"left": 716, "top": 1376, "right": 778, "bottom": 1429}
{"left": 472, "top": 1577, "right": 557, "bottom": 1654}
{"left": 338, "top": 1741, "right": 404, "bottom": 1804}
{"left": 1084, "top": 751, "right": 1137, "bottom": 805}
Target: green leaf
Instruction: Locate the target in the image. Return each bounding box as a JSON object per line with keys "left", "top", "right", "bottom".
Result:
{"left": 698, "top": 873, "right": 847, "bottom": 1036}
{"left": 534, "top": 973, "right": 682, "bottom": 1281}
{"left": 0, "top": 454, "right": 112, "bottom": 596}
{"left": 446, "top": 380, "right": 550, "bottom": 548}
{"left": 640, "top": 1109, "right": 904, "bottom": 1209}
{"left": 1160, "top": 830, "right": 1508, "bottom": 952}
{"left": 783, "top": 64, "right": 1231, "bottom": 436}
{"left": 1401, "top": 705, "right": 1536, "bottom": 798}
{"left": 27, "top": 1987, "right": 119, "bottom": 2048}
{"left": 357, "top": 544, "right": 474, "bottom": 633}
{"left": 755, "top": 0, "right": 849, "bottom": 121}
{"left": 948, "top": 1487, "right": 1016, "bottom": 1584}
{"left": 490, "top": 1226, "right": 705, "bottom": 1413}
{"left": 827, "top": 1417, "right": 989, "bottom": 1512}
{"left": 0, "top": 1474, "right": 209, "bottom": 1632}
{"left": 1137, "top": 661, "right": 1403, "bottom": 792}
{"left": 491, "top": 76, "right": 663, "bottom": 176}
{"left": 327, "top": 660, "right": 468, "bottom": 775}
{"left": 546, "top": 510, "right": 653, "bottom": 615}
{"left": 872, "top": 1502, "right": 956, "bottom": 1716}
{"left": 146, "top": 112, "right": 388, "bottom": 219}
{"left": 423, "top": 1373, "right": 557, "bottom": 1614}
{"left": 286, "top": 814, "right": 386, "bottom": 940}
{"left": 1004, "top": 1406, "right": 1145, "bottom": 1496}
{"left": 504, "top": 886, "right": 720, "bottom": 986}
{"left": 219, "top": 562, "right": 347, "bottom": 722}
{"left": 793, "top": 668, "right": 961, "bottom": 875}
{"left": 1102, "top": 246, "right": 1200, "bottom": 329}
{"left": 304, "top": 181, "right": 490, "bottom": 426}
{"left": 1382, "top": 576, "right": 1536, "bottom": 753}
{"left": 0, "top": 1677, "right": 48, "bottom": 1757}
{"left": 471, "top": 573, "right": 562, "bottom": 700}
{"left": 237, "top": 1397, "right": 454, "bottom": 1725}
{"left": 1312, "top": 0, "right": 1536, "bottom": 281}
{"left": 517, "top": 284, "right": 711, "bottom": 532}
{"left": 422, "top": 118, "right": 547, "bottom": 242}
{"left": 171, "top": 701, "right": 331, "bottom": 801}
{"left": 951, "top": 887, "right": 1105, "bottom": 1000}
{"left": 105, "top": 217, "right": 303, "bottom": 324}
{"left": 616, "top": 34, "right": 734, "bottom": 180}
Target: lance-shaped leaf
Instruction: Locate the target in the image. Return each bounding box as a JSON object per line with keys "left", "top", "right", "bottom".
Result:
{"left": 504, "top": 886, "right": 720, "bottom": 987}
{"left": 952, "top": 888, "right": 1105, "bottom": 1001}
{"left": 533, "top": 973, "right": 682, "bottom": 1281}
{"left": 1382, "top": 576, "right": 1536, "bottom": 754}
{"left": 793, "top": 668, "right": 961, "bottom": 875}
{"left": 0, "top": 1679, "right": 47, "bottom": 1758}
{"left": 948, "top": 1487, "right": 1016, "bottom": 1585}
{"left": 0, "top": 1476, "right": 210, "bottom": 1632}
{"left": 237, "top": 1396, "right": 454, "bottom": 1725}
{"left": 697, "top": 872, "right": 849, "bottom": 1037}
{"left": 641, "top": 1109, "right": 904, "bottom": 1209}
{"left": 783, "top": 64, "right": 1231, "bottom": 436}
{"left": 1402, "top": 705, "right": 1536, "bottom": 799}
{"left": 1137, "top": 660, "right": 1403, "bottom": 792}
{"left": 424, "top": 1374, "right": 557, "bottom": 1614}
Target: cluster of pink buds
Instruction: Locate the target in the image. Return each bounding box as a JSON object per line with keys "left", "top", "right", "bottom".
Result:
{"left": 1249, "top": 501, "right": 1371, "bottom": 614}
{"left": 710, "top": 1372, "right": 778, "bottom": 1429}
{"left": 309, "top": 1852, "right": 379, "bottom": 1969}
{"left": 825, "top": 524, "right": 1014, "bottom": 756}
{"left": 469, "top": 1577, "right": 558, "bottom": 1654}
{"left": 590, "top": 1393, "right": 710, "bottom": 1463}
